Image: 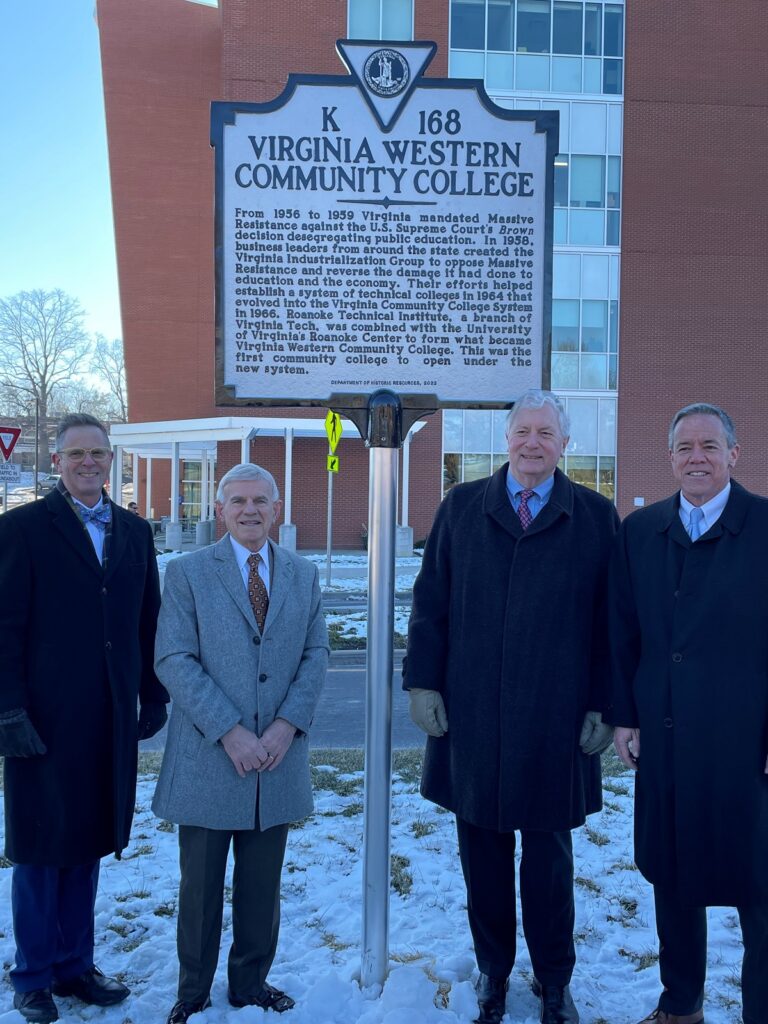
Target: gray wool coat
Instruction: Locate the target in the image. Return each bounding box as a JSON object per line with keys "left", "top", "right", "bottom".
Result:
{"left": 404, "top": 465, "right": 619, "bottom": 833}
{"left": 152, "top": 535, "right": 328, "bottom": 830}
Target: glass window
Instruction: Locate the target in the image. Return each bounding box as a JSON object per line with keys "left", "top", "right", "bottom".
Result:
{"left": 517, "top": 0, "right": 551, "bottom": 54}
{"left": 552, "top": 56, "right": 581, "bottom": 91}
{"left": 451, "top": 0, "right": 485, "bottom": 50}
{"left": 580, "top": 353, "right": 607, "bottom": 388}
{"left": 609, "top": 300, "right": 619, "bottom": 352}
{"left": 584, "top": 2, "right": 601, "bottom": 55}
{"left": 598, "top": 456, "right": 615, "bottom": 499}
{"left": 553, "top": 252, "right": 580, "bottom": 296}
{"left": 553, "top": 1, "right": 582, "bottom": 54}
{"left": 570, "top": 155, "right": 605, "bottom": 208}
{"left": 570, "top": 209, "right": 605, "bottom": 245}
{"left": 382, "top": 0, "right": 412, "bottom": 38}
{"left": 606, "top": 209, "right": 621, "bottom": 245}
{"left": 582, "top": 300, "right": 608, "bottom": 352}
{"left": 599, "top": 398, "right": 616, "bottom": 453}
{"left": 567, "top": 455, "right": 597, "bottom": 490}
{"left": 516, "top": 53, "right": 549, "bottom": 88}
{"left": 488, "top": 0, "right": 515, "bottom": 50}
{"left": 583, "top": 56, "right": 602, "bottom": 92}
{"left": 571, "top": 102, "right": 606, "bottom": 153}
{"left": 493, "top": 453, "right": 508, "bottom": 472}
{"left": 552, "top": 352, "right": 579, "bottom": 388}
{"left": 349, "top": 0, "right": 380, "bottom": 37}
{"left": 603, "top": 58, "right": 623, "bottom": 94}
{"left": 543, "top": 100, "right": 569, "bottom": 147}
{"left": 486, "top": 52, "right": 515, "bottom": 88}
{"left": 464, "top": 453, "right": 492, "bottom": 481}
{"left": 607, "top": 103, "right": 622, "bottom": 153}
{"left": 554, "top": 154, "right": 569, "bottom": 206}
{"left": 443, "top": 409, "right": 463, "bottom": 450}
{"left": 450, "top": 50, "right": 486, "bottom": 77}
{"left": 581, "top": 253, "right": 609, "bottom": 297}
{"left": 567, "top": 397, "right": 598, "bottom": 452}
{"left": 492, "top": 410, "right": 510, "bottom": 452}
{"left": 607, "top": 155, "right": 621, "bottom": 208}
{"left": 604, "top": 4, "right": 624, "bottom": 57}
{"left": 464, "top": 410, "right": 492, "bottom": 452}
{"left": 553, "top": 299, "right": 579, "bottom": 351}
{"left": 554, "top": 208, "right": 568, "bottom": 243}
{"left": 443, "top": 454, "right": 462, "bottom": 493}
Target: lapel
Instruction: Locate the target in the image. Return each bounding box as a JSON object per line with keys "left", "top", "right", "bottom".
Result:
{"left": 104, "top": 501, "right": 129, "bottom": 582}
{"left": 47, "top": 489, "right": 102, "bottom": 576}
{"left": 657, "top": 481, "right": 749, "bottom": 548}
{"left": 483, "top": 464, "right": 572, "bottom": 539}
{"left": 215, "top": 534, "right": 258, "bottom": 630}
{"left": 264, "top": 538, "right": 294, "bottom": 632}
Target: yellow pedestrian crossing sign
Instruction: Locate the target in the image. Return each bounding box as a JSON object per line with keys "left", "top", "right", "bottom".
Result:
{"left": 327, "top": 455, "right": 339, "bottom": 473}
{"left": 325, "top": 410, "right": 342, "bottom": 454}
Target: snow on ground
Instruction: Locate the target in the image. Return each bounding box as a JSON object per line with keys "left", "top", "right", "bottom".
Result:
{"left": 0, "top": 754, "right": 745, "bottom": 1023}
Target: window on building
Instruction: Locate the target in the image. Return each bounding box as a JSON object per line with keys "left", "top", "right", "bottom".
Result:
{"left": 553, "top": 1, "right": 582, "bottom": 54}
{"left": 517, "top": 0, "right": 550, "bottom": 53}
{"left": 349, "top": 0, "right": 413, "bottom": 39}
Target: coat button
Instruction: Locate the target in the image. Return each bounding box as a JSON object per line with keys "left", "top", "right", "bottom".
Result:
{"left": 105, "top": 641, "right": 112, "bottom": 650}
{"left": 664, "top": 717, "right": 673, "bottom": 728}
{"left": 673, "top": 590, "right": 679, "bottom": 598}
{"left": 259, "top": 673, "right": 267, "bottom": 682}
{"left": 672, "top": 652, "right": 682, "bottom": 662}
{"left": 252, "top": 635, "right": 261, "bottom": 645}
{"left": 102, "top": 587, "right": 108, "bottom": 595}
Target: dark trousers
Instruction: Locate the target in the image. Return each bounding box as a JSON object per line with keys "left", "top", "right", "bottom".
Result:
{"left": 10, "top": 860, "right": 100, "bottom": 993}
{"left": 456, "top": 817, "right": 575, "bottom": 986}
{"left": 654, "top": 887, "right": 768, "bottom": 1024}
{"left": 177, "top": 821, "right": 289, "bottom": 1003}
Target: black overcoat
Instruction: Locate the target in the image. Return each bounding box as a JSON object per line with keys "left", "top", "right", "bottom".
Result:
{"left": 404, "top": 466, "right": 619, "bottom": 832}
{"left": 608, "top": 481, "right": 768, "bottom": 906}
{"left": 0, "top": 489, "right": 165, "bottom": 866}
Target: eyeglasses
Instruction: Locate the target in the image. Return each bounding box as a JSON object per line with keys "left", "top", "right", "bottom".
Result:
{"left": 57, "top": 447, "right": 113, "bottom": 463}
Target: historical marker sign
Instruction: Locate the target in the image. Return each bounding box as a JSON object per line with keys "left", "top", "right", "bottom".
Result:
{"left": 212, "top": 41, "right": 557, "bottom": 409}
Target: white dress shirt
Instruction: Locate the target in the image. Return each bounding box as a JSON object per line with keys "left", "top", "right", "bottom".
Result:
{"left": 229, "top": 535, "right": 271, "bottom": 595}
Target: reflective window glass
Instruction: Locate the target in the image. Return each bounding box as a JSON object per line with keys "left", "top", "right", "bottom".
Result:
{"left": 598, "top": 456, "right": 615, "bottom": 500}
{"left": 582, "top": 300, "right": 608, "bottom": 352}
{"left": 349, "top": 0, "right": 379, "bottom": 37}
{"left": 488, "top": 0, "right": 515, "bottom": 50}
{"left": 581, "top": 253, "right": 609, "bottom": 297}
{"left": 554, "top": 208, "right": 568, "bottom": 243}
{"left": 603, "top": 57, "right": 623, "bottom": 94}
{"left": 571, "top": 102, "right": 606, "bottom": 153}
{"left": 492, "top": 410, "right": 509, "bottom": 452}
{"left": 516, "top": 53, "right": 549, "bottom": 88}
{"left": 553, "top": 1, "right": 582, "bottom": 54}
{"left": 599, "top": 398, "right": 616, "bottom": 454}
{"left": 553, "top": 252, "right": 580, "bottom": 296}
{"left": 569, "top": 209, "right": 605, "bottom": 245}
{"left": 493, "top": 453, "right": 508, "bottom": 472}
{"left": 584, "top": 2, "right": 601, "bottom": 55}
{"left": 570, "top": 155, "right": 605, "bottom": 208}
{"left": 607, "top": 156, "right": 621, "bottom": 208}
{"left": 554, "top": 154, "right": 569, "bottom": 206}
{"left": 464, "top": 453, "right": 492, "bottom": 481}
{"left": 566, "top": 397, "right": 598, "bottom": 452}
{"left": 451, "top": 0, "right": 486, "bottom": 49}
{"left": 443, "top": 408, "right": 463, "bottom": 450}
{"left": 567, "top": 455, "right": 597, "bottom": 490}
{"left": 464, "top": 410, "right": 492, "bottom": 452}
{"left": 517, "top": 0, "right": 551, "bottom": 54}
{"left": 443, "top": 454, "right": 462, "bottom": 493}
{"left": 552, "top": 352, "right": 579, "bottom": 388}
{"left": 382, "top": 0, "right": 413, "bottom": 38}
{"left": 552, "top": 56, "right": 581, "bottom": 91}
{"left": 553, "top": 299, "right": 579, "bottom": 351}
{"left": 580, "top": 353, "right": 607, "bottom": 388}
{"left": 450, "top": 50, "right": 486, "bottom": 77}
{"left": 486, "top": 52, "right": 515, "bottom": 88}
{"left": 606, "top": 210, "right": 620, "bottom": 246}
{"left": 608, "top": 354, "right": 618, "bottom": 389}
{"left": 604, "top": 4, "right": 624, "bottom": 56}
{"left": 583, "top": 56, "right": 602, "bottom": 91}
{"left": 609, "top": 300, "right": 619, "bottom": 352}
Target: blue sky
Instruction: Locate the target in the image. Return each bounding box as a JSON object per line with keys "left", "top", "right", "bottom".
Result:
{"left": 1, "top": 1, "right": 121, "bottom": 340}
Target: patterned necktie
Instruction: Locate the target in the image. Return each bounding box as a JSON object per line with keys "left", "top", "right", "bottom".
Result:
{"left": 79, "top": 503, "right": 112, "bottom": 527}
{"left": 517, "top": 489, "right": 535, "bottom": 530}
{"left": 247, "top": 552, "right": 269, "bottom": 631}
{"left": 689, "top": 506, "right": 704, "bottom": 542}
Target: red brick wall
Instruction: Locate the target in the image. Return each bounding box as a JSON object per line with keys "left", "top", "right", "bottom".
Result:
{"left": 618, "top": 1, "right": 768, "bottom": 516}
{"left": 97, "top": 0, "right": 450, "bottom": 546}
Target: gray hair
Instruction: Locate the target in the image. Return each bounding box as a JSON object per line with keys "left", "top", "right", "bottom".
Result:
{"left": 216, "top": 463, "right": 280, "bottom": 503}
{"left": 668, "top": 403, "right": 737, "bottom": 449}
{"left": 505, "top": 388, "right": 570, "bottom": 438}
{"left": 56, "top": 412, "right": 110, "bottom": 450}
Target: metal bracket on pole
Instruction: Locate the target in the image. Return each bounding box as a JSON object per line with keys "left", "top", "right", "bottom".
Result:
{"left": 360, "top": 389, "right": 401, "bottom": 991}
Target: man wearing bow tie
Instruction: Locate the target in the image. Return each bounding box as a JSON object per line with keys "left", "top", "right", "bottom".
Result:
{"left": 405, "top": 390, "right": 619, "bottom": 1024}
{"left": 0, "top": 412, "right": 167, "bottom": 1023}
{"left": 152, "top": 463, "right": 328, "bottom": 1024}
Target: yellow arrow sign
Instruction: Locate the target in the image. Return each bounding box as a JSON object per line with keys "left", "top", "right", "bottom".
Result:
{"left": 325, "top": 410, "right": 343, "bottom": 454}
{"left": 327, "top": 455, "right": 339, "bottom": 473}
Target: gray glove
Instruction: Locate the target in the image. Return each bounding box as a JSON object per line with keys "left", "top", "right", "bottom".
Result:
{"left": 408, "top": 688, "right": 448, "bottom": 737}
{"left": 0, "top": 708, "right": 47, "bottom": 757}
{"left": 579, "top": 710, "right": 614, "bottom": 755}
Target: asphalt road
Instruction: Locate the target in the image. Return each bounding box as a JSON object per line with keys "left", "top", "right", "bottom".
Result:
{"left": 140, "top": 652, "right": 424, "bottom": 753}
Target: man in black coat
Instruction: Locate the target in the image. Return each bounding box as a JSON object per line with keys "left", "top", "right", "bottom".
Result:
{"left": 609, "top": 402, "right": 768, "bottom": 1024}
{"left": 0, "top": 413, "right": 168, "bottom": 1024}
{"left": 404, "top": 389, "right": 619, "bottom": 1024}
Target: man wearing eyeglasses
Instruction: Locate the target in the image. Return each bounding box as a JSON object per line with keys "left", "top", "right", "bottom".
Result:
{"left": 0, "top": 412, "right": 168, "bottom": 1024}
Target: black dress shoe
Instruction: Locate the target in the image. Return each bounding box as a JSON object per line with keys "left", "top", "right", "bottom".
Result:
{"left": 166, "top": 996, "right": 212, "bottom": 1023}
{"left": 228, "top": 982, "right": 295, "bottom": 1012}
{"left": 474, "top": 973, "right": 509, "bottom": 1024}
{"left": 532, "top": 979, "right": 579, "bottom": 1024}
{"left": 13, "top": 989, "right": 59, "bottom": 1024}
{"left": 51, "top": 966, "right": 129, "bottom": 1006}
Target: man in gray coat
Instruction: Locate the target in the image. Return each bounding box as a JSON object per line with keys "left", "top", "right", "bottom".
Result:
{"left": 405, "top": 390, "right": 619, "bottom": 1024}
{"left": 153, "top": 463, "right": 328, "bottom": 1024}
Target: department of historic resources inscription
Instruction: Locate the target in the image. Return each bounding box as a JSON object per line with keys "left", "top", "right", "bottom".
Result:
{"left": 212, "top": 43, "right": 557, "bottom": 407}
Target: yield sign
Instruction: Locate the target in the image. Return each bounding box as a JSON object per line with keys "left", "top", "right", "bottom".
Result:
{"left": 0, "top": 426, "right": 21, "bottom": 461}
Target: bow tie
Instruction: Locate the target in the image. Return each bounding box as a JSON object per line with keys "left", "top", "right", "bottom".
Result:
{"left": 79, "top": 503, "right": 112, "bottom": 527}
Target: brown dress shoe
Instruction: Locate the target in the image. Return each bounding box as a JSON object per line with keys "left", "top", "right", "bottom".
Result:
{"left": 637, "top": 1010, "right": 704, "bottom": 1024}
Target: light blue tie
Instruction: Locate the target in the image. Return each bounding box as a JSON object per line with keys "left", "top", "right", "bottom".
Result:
{"left": 689, "top": 506, "right": 704, "bottom": 541}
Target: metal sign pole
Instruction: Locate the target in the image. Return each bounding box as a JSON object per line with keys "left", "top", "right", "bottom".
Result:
{"left": 325, "top": 466, "right": 333, "bottom": 588}
{"left": 361, "top": 391, "right": 401, "bottom": 990}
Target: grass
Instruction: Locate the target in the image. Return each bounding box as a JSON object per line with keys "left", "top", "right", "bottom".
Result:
{"left": 391, "top": 853, "right": 413, "bottom": 896}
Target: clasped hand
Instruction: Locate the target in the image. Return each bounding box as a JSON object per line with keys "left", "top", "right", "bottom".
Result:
{"left": 221, "top": 719, "right": 296, "bottom": 778}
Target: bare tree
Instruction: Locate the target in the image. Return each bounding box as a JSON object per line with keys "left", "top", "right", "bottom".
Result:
{"left": 0, "top": 289, "right": 90, "bottom": 474}
{"left": 91, "top": 335, "right": 128, "bottom": 421}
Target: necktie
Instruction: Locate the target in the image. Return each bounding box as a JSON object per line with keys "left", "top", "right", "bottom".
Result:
{"left": 689, "top": 506, "right": 704, "bottom": 542}
{"left": 247, "top": 553, "right": 269, "bottom": 631}
{"left": 79, "top": 503, "right": 111, "bottom": 527}
{"left": 517, "top": 489, "right": 535, "bottom": 530}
